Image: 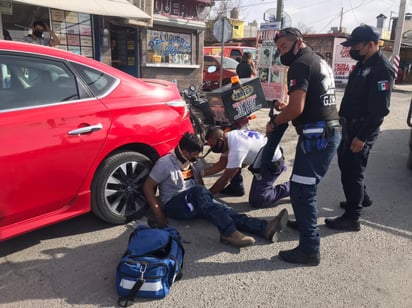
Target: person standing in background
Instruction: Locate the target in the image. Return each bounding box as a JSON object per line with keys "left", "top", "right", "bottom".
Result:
{"left": 236, "top": 52, "right": 257, "bottom": 78}
{"left": 25, "top": 21, "right": 60, "bottom": 47}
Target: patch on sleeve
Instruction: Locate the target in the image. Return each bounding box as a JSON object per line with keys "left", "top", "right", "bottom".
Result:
{"left": 377, "top": 80, "right": 390, "bottom": 91}
{"left": 289, "top": 79, "right": 296, "bottom": 87}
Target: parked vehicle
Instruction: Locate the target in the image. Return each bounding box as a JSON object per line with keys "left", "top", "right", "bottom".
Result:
{"left": 0, "top": 41, "right": 193, "bottom": 241}
{"left": 204, "top": 45, "right": 256, "bottom": 62}
{"left": 407, "top": 97, "right": 412, "bottom": 169}
{"left": 203, "top": 55, "right": 239, "bottom": 89}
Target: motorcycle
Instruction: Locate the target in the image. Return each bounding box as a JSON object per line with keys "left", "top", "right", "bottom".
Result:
{"left": 181, "top": 66, "right": 260, "bottom": 144}
{"left": 181, "top": 83, "right": 215, "bottom": 144}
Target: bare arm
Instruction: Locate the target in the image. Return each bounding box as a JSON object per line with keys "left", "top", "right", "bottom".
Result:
{"left": 44, "top": 24, "right": 60, "bottom": 47}
{"left": 142, "top": 176, "right": 168, "bottom": 227}
{"left": 203, "top": 155, "right": 227, "bottom": 176}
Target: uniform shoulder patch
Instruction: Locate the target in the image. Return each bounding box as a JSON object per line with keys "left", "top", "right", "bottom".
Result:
{"left": 377, "top": 80, "right": 390, "bottom": 91}
{"left": 289, "top": 79, "right": 296, "bottom": 87}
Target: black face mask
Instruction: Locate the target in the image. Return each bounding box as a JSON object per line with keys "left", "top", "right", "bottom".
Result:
{"left": 280, "top": 40, "right": 298, "bottom": 66}
{"left": 211, "top": 139, "right": 225, "bottom": 153}
{"left": 349, "top": 49, "right": 365, "bottom": 61}
{"left": 33, "top": 30, "right": 43, "bottom": 38}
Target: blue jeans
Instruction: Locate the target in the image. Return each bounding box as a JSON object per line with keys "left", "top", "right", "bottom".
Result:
{"left": 290, "top": 128, "right": 341, "bottom": 254}
{"left": 163, "top": 185, "right": 267, "bottom": 237}
{"left": 338, "top": 121, "right": 379, "bottom": 220}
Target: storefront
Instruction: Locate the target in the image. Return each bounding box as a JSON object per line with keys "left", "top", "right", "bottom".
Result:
{"left": 140, "top": 0, "right": 212, "bottom": 89}
{"left": 0, "top": 0, "right": 151, "bottom": 77}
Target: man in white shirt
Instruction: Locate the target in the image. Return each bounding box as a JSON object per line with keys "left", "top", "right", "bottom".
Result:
{"left": 204, "top": 127, "right": 290, "bottom": 208}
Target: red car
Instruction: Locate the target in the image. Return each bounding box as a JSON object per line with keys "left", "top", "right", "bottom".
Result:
{"left": 0, "top": 41, "right": 193, "bottom": 241}
{"left": 203, "top": 55, "right": 239, "bottom": 90}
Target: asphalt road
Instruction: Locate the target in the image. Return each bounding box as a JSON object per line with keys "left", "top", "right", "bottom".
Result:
{"left": 1, "top": 89, "right": 411, "bottom": 308}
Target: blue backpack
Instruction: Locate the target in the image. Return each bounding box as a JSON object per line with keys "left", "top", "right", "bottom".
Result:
{"left": 116, "top": 225, "right": 185, "bottom": 306}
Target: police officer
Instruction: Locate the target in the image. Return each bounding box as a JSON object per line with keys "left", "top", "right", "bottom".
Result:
{"left": 267, "top": 27, "right": 341, "bottom": 266}
{"left": 325, "top": 25, "right": 395, "bottom": 231}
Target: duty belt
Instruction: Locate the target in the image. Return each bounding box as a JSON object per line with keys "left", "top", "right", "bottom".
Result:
{"left": 295, "top": 120, "right": 341, "bottom": 136}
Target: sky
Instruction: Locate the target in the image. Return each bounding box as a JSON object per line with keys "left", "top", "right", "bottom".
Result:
{"left": 236, "top": 0, "right": 412, "bottom": 33}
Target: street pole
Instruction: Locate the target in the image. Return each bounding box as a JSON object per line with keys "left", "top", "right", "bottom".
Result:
{"left": 392, "top": 0, "right": 407, "bottom": 60}
{"left": 276, "top": 0, "right": 283, "bottom": 27}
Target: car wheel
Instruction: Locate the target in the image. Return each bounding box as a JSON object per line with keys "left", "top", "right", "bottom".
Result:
{"left": 91, "top": 151, "right": 152, "bottom": 224}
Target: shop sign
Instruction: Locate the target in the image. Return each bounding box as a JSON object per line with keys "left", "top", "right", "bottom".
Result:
{"left": 332, "top": 37, "right": 357, "bottom": 84}
{"left": 147, "top": 30, "right": 192, "bottom": 64}
{"left": 51, "top": 9, "right": 93, "bottom": 58}
{"left": 154, "top": 0, "right": 205, "bottom": 19}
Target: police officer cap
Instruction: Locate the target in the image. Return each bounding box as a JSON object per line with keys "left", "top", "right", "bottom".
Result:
{"left": 341, "top": 25, "right": 380, "bottom": 47}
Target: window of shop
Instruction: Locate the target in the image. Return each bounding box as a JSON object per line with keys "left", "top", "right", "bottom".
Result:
{"left": 146, "top": 29, "right": 192, "bottom": 64}
{"left": 1, "top": 3, "right": 93, "bottom": 58}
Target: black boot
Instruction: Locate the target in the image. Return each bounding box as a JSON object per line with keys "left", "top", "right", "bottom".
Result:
{"left": 340, "top": 196, "right": 373, "bottom": 209}
{"left": 325, "top": 215, "right": 360, "bottom": 231}
{"left": 278, "top": 247, "right": 320, "bottom": 266}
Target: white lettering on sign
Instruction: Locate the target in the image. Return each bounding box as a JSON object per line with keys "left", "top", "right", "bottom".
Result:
{"left": 231, "top": 94, "right": 262, "bottom": 120}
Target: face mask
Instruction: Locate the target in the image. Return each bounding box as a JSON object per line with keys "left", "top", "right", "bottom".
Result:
{"left": 349, "top": 49, "right": 365, "bottom": 61}
{"left": 187, "top": 155, "right": 197, "bottom": 163}
{"left": 280, "top": 40, "right": 298, "bottom": 66}
{"left": 33, "top": 30, "right": 43, "bottom": 38}
{"left": 211, "top": 139, "right": 225, "bottom": 153}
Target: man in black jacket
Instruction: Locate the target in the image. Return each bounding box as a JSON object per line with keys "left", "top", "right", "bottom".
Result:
{"left": 325, "top": 25, "right": 395, "bottom": 231}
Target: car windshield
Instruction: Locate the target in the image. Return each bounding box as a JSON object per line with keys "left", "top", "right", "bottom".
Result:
{"left": 244, "top": 48, "right": 257, "bottom": 60}
{"left": 215, "top": 57, "right": 238, "bottom": 70}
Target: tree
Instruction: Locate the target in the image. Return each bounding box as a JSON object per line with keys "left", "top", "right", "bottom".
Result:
{"left": 296, "top": 22, "right": 316, "bottom": 34}
{"left": 207, "top": 0, "right": 244, "bottom": 20}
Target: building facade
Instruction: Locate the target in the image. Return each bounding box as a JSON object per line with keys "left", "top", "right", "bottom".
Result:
{"left": 0, "top": 0, "right": 212, "bottom": 89}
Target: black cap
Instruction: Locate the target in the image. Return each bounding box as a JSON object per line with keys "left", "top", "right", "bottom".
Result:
{"left": 341, "top": 25, "right": 380, "bottom": 47}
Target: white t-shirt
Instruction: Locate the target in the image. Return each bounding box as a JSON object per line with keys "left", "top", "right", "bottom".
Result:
{"left": 226, "top": 129, "right": 282, "bottom": 169}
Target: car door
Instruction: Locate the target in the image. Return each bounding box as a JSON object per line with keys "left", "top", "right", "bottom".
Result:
{"left": 0, "top": 53, "right": 112, "bottom": 227}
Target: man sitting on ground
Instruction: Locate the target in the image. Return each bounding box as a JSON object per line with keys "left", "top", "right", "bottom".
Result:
{"left": 142, "top": 132, "right": 288, "bottom": 247}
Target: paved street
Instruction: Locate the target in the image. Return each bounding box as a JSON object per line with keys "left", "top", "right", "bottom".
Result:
{"left": 1, "top": 88, "right": 411, "bottom": 308}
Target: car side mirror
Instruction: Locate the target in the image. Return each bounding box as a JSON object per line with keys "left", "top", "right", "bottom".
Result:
{"left": 207, "top": 66, "right": 217, "bottom": 73}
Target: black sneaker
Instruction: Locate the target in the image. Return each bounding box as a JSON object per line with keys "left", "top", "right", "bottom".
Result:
{"left": 340, "top": 197, "right": 373, "bottom": 209}
{"left": 325, "top": 215, "right": 361, "bottom": 231}
{"left": 278, "top": 247, "right": 320, "bottom": 266}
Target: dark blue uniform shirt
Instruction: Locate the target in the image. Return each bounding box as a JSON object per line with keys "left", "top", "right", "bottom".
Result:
{"left": 339, "top": 50, "right": 395, "bottom": 141}
{"left": 287, "top": 47, "right": 339, "bottom": 127}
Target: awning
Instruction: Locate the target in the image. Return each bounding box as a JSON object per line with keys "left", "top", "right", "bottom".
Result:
{"left": 13, "top": 0, "right": 151, "bottom": 19}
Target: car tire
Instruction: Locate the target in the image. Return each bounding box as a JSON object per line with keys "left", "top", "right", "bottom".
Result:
{"left": 91, "top": 151, "right": 153, "bottom": 224}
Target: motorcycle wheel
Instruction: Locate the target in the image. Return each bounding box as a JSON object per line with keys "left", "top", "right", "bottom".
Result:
{"left": 190, "top": 109, "right": 207, "bottom": 143}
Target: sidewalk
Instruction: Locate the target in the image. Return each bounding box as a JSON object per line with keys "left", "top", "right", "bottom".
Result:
{"left": 393, "top": 82, "right": 412, "bottom": 94}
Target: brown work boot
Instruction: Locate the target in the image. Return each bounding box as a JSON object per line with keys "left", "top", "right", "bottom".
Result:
{"left": 220, "top": 230, "right": 255, "bottom": 247}
{"left": 265, "top": 208, "right": 288, "bottom": 242}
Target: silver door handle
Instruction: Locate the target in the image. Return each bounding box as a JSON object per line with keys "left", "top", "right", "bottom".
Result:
{"left": 68, "top": 123, "right": 103, "bottom": 135}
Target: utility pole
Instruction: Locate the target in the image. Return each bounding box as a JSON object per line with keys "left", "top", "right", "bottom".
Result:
{"left": 392, "top": 0, "right": 407, "bottom": 59}
{"left": 276, "top": 0, "right": 283, "bottom": 27}
{"left": 339, "top": 7, "right": 343, "bottom": 33}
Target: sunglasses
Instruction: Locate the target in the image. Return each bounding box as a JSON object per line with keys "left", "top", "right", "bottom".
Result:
{"left": 274, "top": 28, "right": 303, "bottom": 43}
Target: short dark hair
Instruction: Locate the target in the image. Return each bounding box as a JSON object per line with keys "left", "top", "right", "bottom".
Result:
{"left": 33, "top": 21, "right": 45, "bottom": 28}
{"left": 205, "top": 126, "right": 223, "bottom": 141}
{"left": 179, "top": 132, "right": 203, "bottom": 153}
